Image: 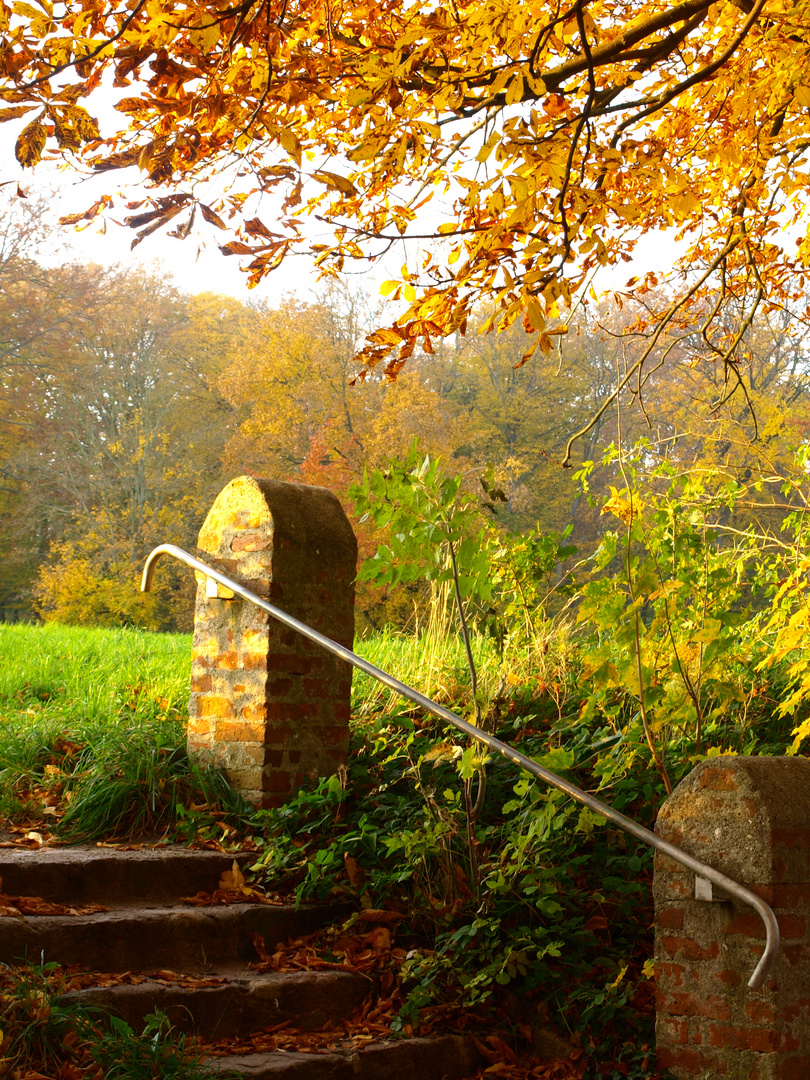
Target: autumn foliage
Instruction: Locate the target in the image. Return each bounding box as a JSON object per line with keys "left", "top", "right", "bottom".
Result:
{"left": 3, "top": 0, "right": 810, "bottom": 454}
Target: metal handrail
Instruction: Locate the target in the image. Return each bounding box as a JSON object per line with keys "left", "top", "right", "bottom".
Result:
{"left": 142, "top": 542, "right": 780, "bottom": 991}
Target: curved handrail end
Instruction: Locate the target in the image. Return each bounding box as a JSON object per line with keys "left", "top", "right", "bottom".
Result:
{"left": 141, "top": 543, "right": 181, "bottom": 593}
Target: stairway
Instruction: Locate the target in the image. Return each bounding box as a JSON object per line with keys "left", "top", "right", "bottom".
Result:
{"left": 0, "top": 844, "right": 484, "bottom": 1079}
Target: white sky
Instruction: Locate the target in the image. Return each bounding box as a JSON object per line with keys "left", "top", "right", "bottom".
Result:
{"left": 2, "top": 93, "right": 680, "bottom": 312}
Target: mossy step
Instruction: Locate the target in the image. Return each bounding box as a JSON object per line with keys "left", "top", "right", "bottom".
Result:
{"left": 204, "top": 1033, "right": 482, "bottom": 1080}
{"left": 0, "top": 845, "right": 254, "bottom": 905}
{"left": 64, "top": 969, "right": 370, "bottom": 1037}
{"left": 0, "top": 903, "right": 336, "bottom": 971}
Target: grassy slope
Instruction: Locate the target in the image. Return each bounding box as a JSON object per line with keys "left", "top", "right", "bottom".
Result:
{"left": 0, "top": 622, "right": 192, "bottom": 720}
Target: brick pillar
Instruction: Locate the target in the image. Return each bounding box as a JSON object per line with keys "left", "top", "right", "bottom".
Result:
{"left": 654, "top": 756, "right": 810, "bottom": 1080}
{"left": 187, "top": 476, "right": 357, "bottom": 807}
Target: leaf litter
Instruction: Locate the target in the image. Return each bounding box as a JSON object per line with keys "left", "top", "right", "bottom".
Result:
{"left": 0, "top": 880, "right": 107, "bottom": 918}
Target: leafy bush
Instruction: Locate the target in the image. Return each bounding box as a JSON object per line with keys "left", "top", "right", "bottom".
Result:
{"left": 255, "top": 439, "right": 810, "bottom": 1072}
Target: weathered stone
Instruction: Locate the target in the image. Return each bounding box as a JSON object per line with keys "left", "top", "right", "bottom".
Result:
{"left": 188, "top": 476, "right": 357, "bottom": 806}
{"left": 654, "top": 755, "right": 810, "bottom": 1079}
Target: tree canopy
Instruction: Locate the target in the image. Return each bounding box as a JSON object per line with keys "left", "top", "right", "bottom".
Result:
{"left": 4, "top": 0, "right": 809, "bottom": 456}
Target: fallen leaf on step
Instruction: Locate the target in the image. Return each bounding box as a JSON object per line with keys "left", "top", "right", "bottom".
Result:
{"left": 0, "top": 892, "right": 107, "bottom": 917}
{"left": 182, "top": 884, "right": 281, "bottom": 907}
{"left": 218, "top": 859, "right": 246, "bottom": 890}
{"left": 355, "top": 909, "right": 405, "bottom": 925}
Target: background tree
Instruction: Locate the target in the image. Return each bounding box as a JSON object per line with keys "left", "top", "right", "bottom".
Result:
{"left": 0, "top": 192, "right": 116, "bottom": 620}
{"left": 2, "top": 256, "right": 241, "bottom": 628}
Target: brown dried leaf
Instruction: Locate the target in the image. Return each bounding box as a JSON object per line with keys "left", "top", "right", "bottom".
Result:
{"left": 199, "top": 202, "right": 227, "bottom": 229}
{"left": 15, "top": 116, "right": 46, "bottom": 168}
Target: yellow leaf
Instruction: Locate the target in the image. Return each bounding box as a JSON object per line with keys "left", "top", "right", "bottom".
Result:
{"left": 312, "top": 169, "right": 357, "bottom": 195}
{"left": 0, "top": 105, "right": 37, "bottom": 122}
{"left": 279, "top": 128, "right": 302, "bottom": 165}
{"left": 601, "top": 487, "right": 637, "bottom": 525}
{"left": 476, "top": 131, "right": 499, "bottom": 163}
{"left": 219, "top": 859, "right": 246, "bottom": 890}
{"left": 505, "top": 74, "right": 524, "bottom": 106}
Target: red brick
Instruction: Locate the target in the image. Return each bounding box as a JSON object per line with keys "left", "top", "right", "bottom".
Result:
{"left": 781, "top": 944, "right": 810, "bottom": 969}
{"left": 241, "top": 744, "right": 272, "bottom": 765}
{"left": 776, "top": 1056, "right": 810, "bottom": 1079}
{"left": 214, "top": 721, "right": 264, "bottom": 742}
{"left": 714, "top": 968, "right": 742, "bottom": 987}
{"left": 230, "top": 533, "right": 272, "bottom": 552}
{"left": 778, "top": 914, "right": 806, "bottom": 939}
{"left": 267, "top": 653, "right": 314, "bottom": 675}
{"left": 745, "top": 1000, "right": 777, "bottom": 1024}
{"left": 657, "top": 961, "right": 686, "bottom": 986}
{"left": 187, "top": 718, "right": 213, "bottom": 737}
{"left": 658, "top": 906, "right": 685, "bottom": 930}
{"left": 657, "top": 1047, "right": 724, "bottom": 1074}
{"left": 780, "top": 999, "right": 810, "bottom": 1024}
{"left": 772, "top": 826, "right": 810, "bottom": 849}
{"left": 241, "top": 703, "right": 267, "bottom": 723}
{"left": 197, "top": 696, "right": 235, "bottom": 718}
{"left": 660, "top": 991, "right": 730, "bottom": 1020}
{"left": 708, "top": 1025, "right": 799, "bottom": 1053}
{"left": 264, "top": 723, "right": 294, "bottom": 742}
{"left": 724, "top": 912, "right": 767, "bottom": 938}
{"left": 304, "top": 678, "right": 329, "bottom": 696}
{"left": 698, "top": 768, "right": 738, "bottom": 791}
{"left": 661, "top": 935, "right": 720, "bottom": 961}
{"left": 657, "top": 1016, "right": 688, "bottom": 1044}
{"left": 267, "top": 677, "right": 294, "bottom": 695}
{"left": 190, "top": 672, "right": 212, "bottom": 693}
{"left": 767, "top": 883, "right": 810, "bottom": 907}
{"left": 726, "top": 912, "right": 805, "bottom": 940}
{"left": 240, "top": 652, "right": 268, "bottom": 671}
{"left": 320, "top": 726, "right": 349, "bottom": 747}
{"left": 262, "top": 771, "right": 293, "bottom": 793}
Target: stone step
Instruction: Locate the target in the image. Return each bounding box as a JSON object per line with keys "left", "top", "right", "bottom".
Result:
{"left": 64, "top": 969, "right": 371, "bottom": 1037}
{"left": 0, "top": 903, "right": 333, "bottom": 971}
{"left": 204, "top": 1033, "right": 482, "bottom": 1080}
{"left": 0, "top": 846, "right": 489, "bottom": 1080}
{"left": 0, "top": 845, "right": 254, "bottom": 906}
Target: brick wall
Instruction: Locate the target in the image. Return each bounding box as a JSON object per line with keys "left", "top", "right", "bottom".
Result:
{"left": 654, "top": 756, "right": 810, "bottom": 1079}
{"left": 187, "top": 475, "right": 357, "bottom": 806}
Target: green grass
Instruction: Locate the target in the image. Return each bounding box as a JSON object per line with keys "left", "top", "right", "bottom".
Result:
{"left": 0, "top": 622, "right": 252, "bottom": 841}
{"left": 0, "top": 621, "right": 192, "bottom": 719}
{"left": 0, "top": 619, "right": 572, "bottom": 841}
